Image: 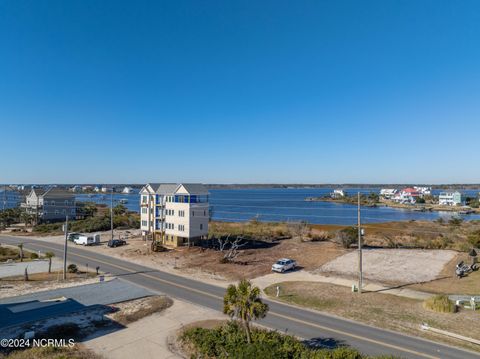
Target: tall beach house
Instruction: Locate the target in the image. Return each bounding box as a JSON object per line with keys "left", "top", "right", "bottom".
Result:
{"left": 139, "top": 183, "right": 209, "bottom": 247}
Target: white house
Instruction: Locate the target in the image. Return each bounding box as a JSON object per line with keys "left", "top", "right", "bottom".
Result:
{"left": 331, "top": 189, "right": 345, "bottom": 198}
{"left": 140, "top": 183, "right": 209, "bottom": 248}
{"left": 380, "top": 188, "right": 398, "bottom": 200}
{"left": 438, "top": 191, "right": 464, "bottom": 206}
{"left": 122, "top": 186, "right": 135, "bottom": 194}
{"left": 392, "top": 188, "right": 420, "bottom": 204}
{"left": 413, "top": 186, "right": 432, "bottom": 196}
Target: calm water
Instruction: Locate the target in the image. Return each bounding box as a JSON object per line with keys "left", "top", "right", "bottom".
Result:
{"left": 76, "top": 188, "right": 480, "bottom": 226}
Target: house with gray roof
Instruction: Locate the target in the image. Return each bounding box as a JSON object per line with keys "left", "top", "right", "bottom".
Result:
{"left": 23, "top": 188, "right": 76, "bottom": 224}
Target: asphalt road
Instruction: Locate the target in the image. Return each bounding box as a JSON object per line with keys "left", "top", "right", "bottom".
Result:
{"left": 1, "top": 235, "right": 478, "bottom": 359}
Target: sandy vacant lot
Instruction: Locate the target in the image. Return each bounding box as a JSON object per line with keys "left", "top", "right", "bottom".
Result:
{"left": 318, "top": 248, "right": 457, "bottom": 284}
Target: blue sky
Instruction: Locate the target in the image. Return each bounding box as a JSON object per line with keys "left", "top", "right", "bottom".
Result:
{"left": 1, "top": 0, "right": 479, "bottom": 184}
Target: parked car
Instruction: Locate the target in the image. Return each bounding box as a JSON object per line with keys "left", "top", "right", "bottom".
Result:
{"left": 74, "top": 234, "right": 100, "bottom": 246}
{"left": 272, "top": 258, "right": 297, "bottom": 273}
{"left": 67, "top": 232, "right": 81, "bottom": 242}
{"left": 107, "top": 239, "right": 126, "bottom": 248}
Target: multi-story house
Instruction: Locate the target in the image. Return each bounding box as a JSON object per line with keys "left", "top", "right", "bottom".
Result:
{"left": 140, "top": 183, "right": 209, "bottom": 248}
{"left": 392, "top": 188, "right": 420, "bottom": 204}
{"left": 439, "top": 191, "right": 465, "bottom": 206}
{"left": 23, "top": 188, "right": 76, "bottom": 223}
{"left": 380, "top": 188, "right": 398, "bottom": 200}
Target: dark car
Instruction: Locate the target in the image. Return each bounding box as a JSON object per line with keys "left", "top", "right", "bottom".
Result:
{"left": 67, "top": 232, "right": 81, "bottom": 242}
{"left": 107, "top": 239, "right": 127, "bottom": 248}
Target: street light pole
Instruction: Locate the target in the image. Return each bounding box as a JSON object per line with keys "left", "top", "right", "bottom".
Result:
{"left": 357, "top": 192, "right": 363, "bottom": 293}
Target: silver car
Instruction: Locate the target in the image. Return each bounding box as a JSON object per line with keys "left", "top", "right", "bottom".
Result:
{"left": 272, "top": 258, "right": 297, "bottom": 273}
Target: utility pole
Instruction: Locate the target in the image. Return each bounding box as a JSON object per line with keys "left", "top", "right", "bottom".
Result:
{"left": 110, "top": 188, "right": 114, "bottom": 241}
{"left": 357, "top": 192, "right": 363, "bottom": 293}
{"left": 63, "top": 215, "right": 68, "bottom": 280}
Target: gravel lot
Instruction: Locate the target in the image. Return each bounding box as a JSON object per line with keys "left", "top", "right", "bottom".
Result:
{"left": 0, "top": 258, "right": 63, "bottom": 278}
{"left": 318, "top": 248, "right": 457, "bottom": 284}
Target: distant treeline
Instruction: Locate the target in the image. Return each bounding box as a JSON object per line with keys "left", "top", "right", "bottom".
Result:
{"left": 206, "top": 184, "right": 480, "bottom": 190}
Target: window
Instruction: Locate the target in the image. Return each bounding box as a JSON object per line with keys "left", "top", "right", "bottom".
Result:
{"left": 64, "top": 200, "right": 68, "bottom": 205}
{"left": 192, "top": 211, "right": 194, "bottom": 217}
{"left": 204, "top": 210, "right": 206, "bottom": 216}
{"left": 179, "top": 210, "right": 185, "bottom": 217}
{"left": 62, "top": 209, "right": 66, "bottom": 214}
{"left": 200, "top": 224, "right": 203, "bottom": 230}
{"left": 55, "top": 210, "right": 59, "bottom": 215}
{"left": 141, "top": 208, "right": 147, "bottom": 214}
{"left": 71, "top": 209, "right": 75, "bottom": 214}
{"left": 142, "top": 195, "right": 147, "bottom": 204}
{"left": 179, "top": 224, "right": 185, "bottom": 231}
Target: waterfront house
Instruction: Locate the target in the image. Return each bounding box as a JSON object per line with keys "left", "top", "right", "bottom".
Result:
{"left": 331, "top": 189, "right": 345, "bottom": 198}
{"left": 413, "top": 186, "right": 432, "bottom": 196}
{"left": 23, "top": 188, "right": 76, "bottom": 223}
{"left": 392, "top": 188, "right": 420, "bottom": 204}
{"left": 70, "top": 185, "right": 81, "bottom": 193}
{"left": 438, "top": 191, "right": 465, "bottom": 206}
{"left": 380, "top": 188, "right": 398, "bottom": 200}
{"left": 140, "top": 183, "right": 209, "bottom": 248}
{"left": 122, "top": 186, "right": 135, "bottom": 194}
{"left": 101, "top": 186, "right": 115, "bottom": 193}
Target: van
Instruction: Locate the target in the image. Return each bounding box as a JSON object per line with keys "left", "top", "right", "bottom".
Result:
{"left": 74, "top": 234, "right": 100, "bottom": 246}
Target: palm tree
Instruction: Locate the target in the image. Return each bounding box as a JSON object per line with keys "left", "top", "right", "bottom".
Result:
{"left": 223, "top": 279, "right": 269, "bottom": 343}
{"left": 18, "top": 243, "right": 24, "bottom": 262}
{"left": 45, "top": 251, "right": 55, "bottom": 273}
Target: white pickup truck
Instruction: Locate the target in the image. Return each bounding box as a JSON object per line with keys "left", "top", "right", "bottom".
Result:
{"left": 271, "top": 258, "right": 297, "bottom": 273}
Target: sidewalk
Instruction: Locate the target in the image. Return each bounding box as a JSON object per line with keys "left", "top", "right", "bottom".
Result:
{"left": 251, "top": 271, "right": 431, "bottom": 300}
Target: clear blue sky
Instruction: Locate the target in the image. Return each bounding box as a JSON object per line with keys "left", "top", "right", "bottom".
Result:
{"left": 1, "top": 1, "right": 479, "bottom": 184}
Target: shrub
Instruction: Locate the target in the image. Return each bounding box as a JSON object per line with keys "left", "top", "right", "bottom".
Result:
{"left": 309, "top": 231, "right": 330, "bottom": 242}
{"left": 181, "top": 321, "right": 375, "bottom": 359}
{"left": 423, "top": 295, "right": 456, "bottom": 313}
{"left": 67, "top": 264, "right": 78, "bottom": 273}
{"left": 30, "top": 252, "right": 39, "bottom": 259}
{"left": 448, "top": 217, "right": 463, "bottom": 228}
{"left": 334, "top": 227, "right": 358, "bottom": 248}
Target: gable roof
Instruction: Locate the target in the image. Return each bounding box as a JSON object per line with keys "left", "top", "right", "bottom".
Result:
{"left": 176, "top": 183, "right": 208, "bottom": 195}
{"left": 156, "top": 184, "right": 180, "bottom": 195}
{"left": 29, "top": 188, "right": 46, "bottom": 197}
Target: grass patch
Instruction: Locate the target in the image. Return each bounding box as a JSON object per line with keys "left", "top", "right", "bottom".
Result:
{"left": 423, "top": 295, "right": 457, "bottom": 313}
{"left": 180, "top": 320, "right": 395, "bottom": 358}
{"left": 110, "top": 296, "right": 173, "bottom": 325}
{"left": 0, "top": 345, "right": 99, "bottom": 359}
{"left": 0, "top": 246, "right": 34, "bottom": 262}
{"left": 265, "top": 284, "right": 337, "bottom": 311}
